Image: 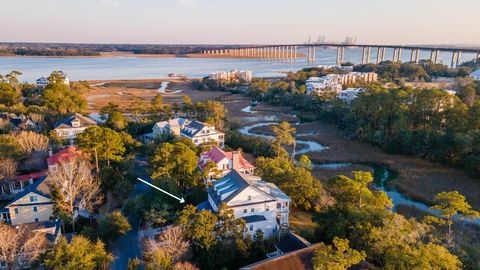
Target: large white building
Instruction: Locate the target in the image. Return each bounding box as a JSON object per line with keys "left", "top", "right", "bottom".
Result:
{"left": 199, "top": 170, "right": 290, "bottom": 238}
{"left": 149, "top": 118, "right": 225, "bottom": 148}
{"left": 209, "top": 69, "right": 253, "bottom": 83}
{"left": 306, "top": 72, "right": 377, "bottom": 95}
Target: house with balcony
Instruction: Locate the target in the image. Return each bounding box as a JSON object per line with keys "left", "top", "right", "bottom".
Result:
{"left": 0, "top": 176, "right": 53, "bottom": 226}
{"left": 147, "top": 118, "right": 225, "bottom": 148}
{"left": 199, "top": 170, "right": 290, "bottom": 238}
{"left": 53, "top": 113, "right": 96, "bottom": 143}
{"left": 198, "top": 146, "right": 255, "bottom": 181}
{"left": 0, "top": 171, "right": 47, "bottom": 199}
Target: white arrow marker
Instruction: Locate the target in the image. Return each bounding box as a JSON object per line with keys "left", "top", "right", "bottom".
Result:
{"left": 137, "top": 178, "right": 185, "bottom": 203}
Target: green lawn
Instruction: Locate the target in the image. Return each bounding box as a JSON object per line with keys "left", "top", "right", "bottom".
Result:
{"left": 289, "top": 210, "right": 319, "bottom": 243}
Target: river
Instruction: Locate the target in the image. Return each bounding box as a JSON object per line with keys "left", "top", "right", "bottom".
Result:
{"left": 238, "top": 105, "right": 480, "bottom": 224}
{"left": 1, "top": 48, "right": 478, "bottom": 82}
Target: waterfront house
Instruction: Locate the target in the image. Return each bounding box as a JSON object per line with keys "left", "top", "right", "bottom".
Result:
{"left": 198, "top": 146, "right": 255, "bottom": 181}
{"left": 36, "top": 71, "right": 70, "bottom": 88}
{"left": 0, "top": 176, "right": 53, "bottom": 226}
{"left": 149, "top": 118, "right": 225, "bottom": 148}
{"left": 199, "top": 170, "right": 290, "bottom": 238}
{"left": 35, "top": 76, "right": 49, "bottom": 88}
{"left": 53, "top": 113, "right": 97, "bottom": 143}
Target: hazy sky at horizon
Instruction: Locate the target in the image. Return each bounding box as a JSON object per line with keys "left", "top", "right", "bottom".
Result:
{"left": 1, "top": 0, "right": 479, "bottom": 45}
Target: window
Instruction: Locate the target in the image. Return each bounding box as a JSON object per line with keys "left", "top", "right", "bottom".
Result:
{"left": 0, "top": 261, "right": 7, "bottom": 268}
{"left": 251, "top": 208, "right": 254, "bottom": 213}
{"left": 243, "top": 209, "right": 247, "bottom": 214}
{"left": 33, "top": 206, "right": 38, "bottom": 212}
{"left": 249, "top": 225, "right": 253, "bottom": 231}
{"left": 14, "top": 208, "right": 18, "bottom": 214}
{"left": 34, "top": 218, "right": 39, "bottom": 222}
{"left": 277, "top": 203, "right": 281, "bottom": 209}
{"left": 247, "top": 195, "right": 252, "bottom": 201}
{"left": 266, "top": 205, "right": 270, "bottom": 211}
{"left": 30, "top": 196, "right": 38, "bottom": 202}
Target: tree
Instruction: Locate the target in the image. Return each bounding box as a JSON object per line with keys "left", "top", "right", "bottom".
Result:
{"left": 427, "top": 191, "right": 480, "bottom": 247}
{"left": 271, "top": 121, "right": 296, "bottom": 157}
{"left": 0, "top": 224, "right": 46, "bottom": 269}
{"left": 107, "top": 111, "right": 127, "bottom": 130}
{"left": 146, "top": 226, "right": 190, "bottom": 263}
{"left": 97, "top": 210, "right": 131, "bottom": 242}
{"left": 43, "top": 236, "right": 113, "bottom": 270}
{"left": 0, "top": 157, "right": 17, "bottom": 180}
{"left": 178, "top": 205, "right": 218, "bottom": 251}
{"left": 76, "top": 126, "right": 126, "bottom": 167}
{"left": 255, "top": 155, "right": 324, "bottom": 210}
{"left": 48, "top": 158, "right": 103, "bottom": 231}
{"left": 327, "top": 174, "right": 392, "bottom": 210}
{"left": 151, "top": 141, "right": 201, "bottom": 190}
{"left": 312, "top": 237, "right": 366, "bottom": 270}
{"left": 42, "top": 79, "right": 86, "bottom": 115}
{"left": 0, "top": 80, "right": 20, "bottom": 106}
{"left": 16, "top": 131, "right": 49, "bottom": 156}
{"left": 101, "top": 103, "right": 127, "bottom": 130}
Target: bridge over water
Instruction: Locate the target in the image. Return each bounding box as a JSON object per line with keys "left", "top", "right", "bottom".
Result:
{"left": 202, "top": 43, "right": 480, "bottom": 68}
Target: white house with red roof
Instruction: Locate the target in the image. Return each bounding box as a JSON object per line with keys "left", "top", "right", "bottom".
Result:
{"left": 47, "top": 146, "right": 83, "bottom": 172}
{"left": 198, "top": 146, "right": 255, "bottom": 181}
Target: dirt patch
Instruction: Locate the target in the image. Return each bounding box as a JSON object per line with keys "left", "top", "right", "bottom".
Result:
{"left": 82, "top": 79, "right": 226, "bottom": 112}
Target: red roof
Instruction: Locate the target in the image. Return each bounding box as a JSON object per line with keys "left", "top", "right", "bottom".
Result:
{"left": 47, "top": 146, "right": 83, "bottom": 166}
{"left": 13, "top": 171, "right": 47, "bottom": 181}
{"left": 198, "top": 146, "right": 255, "bottom": 170}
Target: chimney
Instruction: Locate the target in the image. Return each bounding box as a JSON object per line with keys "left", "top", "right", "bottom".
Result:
{"left": 232, "top": 151, "right": 241, "bottom": 170}
{"left": 48, "top": 147, "right": 53, "bottom": 157}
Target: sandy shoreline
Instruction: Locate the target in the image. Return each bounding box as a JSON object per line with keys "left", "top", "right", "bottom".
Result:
{"left": 0, "top": 51, "right": 306, "bottom": 59}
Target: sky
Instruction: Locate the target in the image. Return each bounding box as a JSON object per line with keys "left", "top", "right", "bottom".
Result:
{"left": 1, "top": 0, "right": 479, "bottom": 45}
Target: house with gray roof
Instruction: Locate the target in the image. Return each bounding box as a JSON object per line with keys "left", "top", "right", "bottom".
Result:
{"left": 148, "top": 118, "right": 225, "bottom": 148}
{"left": 53, "top": 113, "right": 97, "bottom": 143}
{"left": 0, "top": 176, "right": 54, "bottom": 226}
{"left": 199, "top": 170, "right": 290, "bottom": 238}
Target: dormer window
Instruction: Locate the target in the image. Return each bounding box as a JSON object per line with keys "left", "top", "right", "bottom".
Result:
{"left": 71, "top": 120, "right": 80, "bottom": 128}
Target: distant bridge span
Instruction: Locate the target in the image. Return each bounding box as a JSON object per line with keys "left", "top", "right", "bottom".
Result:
{"left": 202, "top": 43, "right": 480, "bottom": 68}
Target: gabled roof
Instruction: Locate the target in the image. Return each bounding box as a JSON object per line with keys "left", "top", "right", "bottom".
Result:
{"left": 13, "top": 171, "right": 48, "bottom": 182}
{"left": 198, "top": 147, "right": 255, "bottom": 170}
{"left": 181, "top": 120, "right": 208, "bottom": 137}
{"left": 2, "top": 176, "right": 52, "bottom": 209}
{"left": 47, "top": 146, "right": 82, "bottom": 166}
{"left": 54, "top": 113, "right": 96, "bottom": 129}
{"left": 208, "top": 170, "right": 278, "bottom": 208}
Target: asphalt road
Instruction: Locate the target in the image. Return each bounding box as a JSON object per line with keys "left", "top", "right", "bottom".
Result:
{"left": 110, "top": 159, "right": 151, "bottom": 270}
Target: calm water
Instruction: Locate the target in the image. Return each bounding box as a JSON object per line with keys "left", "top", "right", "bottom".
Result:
{"left": 0, "top": 47, "right": 477, "bottom": 82}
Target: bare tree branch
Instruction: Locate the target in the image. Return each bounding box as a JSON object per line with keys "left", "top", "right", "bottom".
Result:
{"left": 0, "top": 224, "right": 46, "bottom": 269}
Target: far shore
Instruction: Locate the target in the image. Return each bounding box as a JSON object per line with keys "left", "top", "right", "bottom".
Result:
{"left": 0, "top": 51, "right": 306, "bottom": 59}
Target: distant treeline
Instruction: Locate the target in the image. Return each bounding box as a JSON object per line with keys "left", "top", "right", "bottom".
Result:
{"left": 0, "top": 43, "right": 252, "bottom": 56}
{"left": 0, "top": 47, "right": 100, "bottom": 57}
